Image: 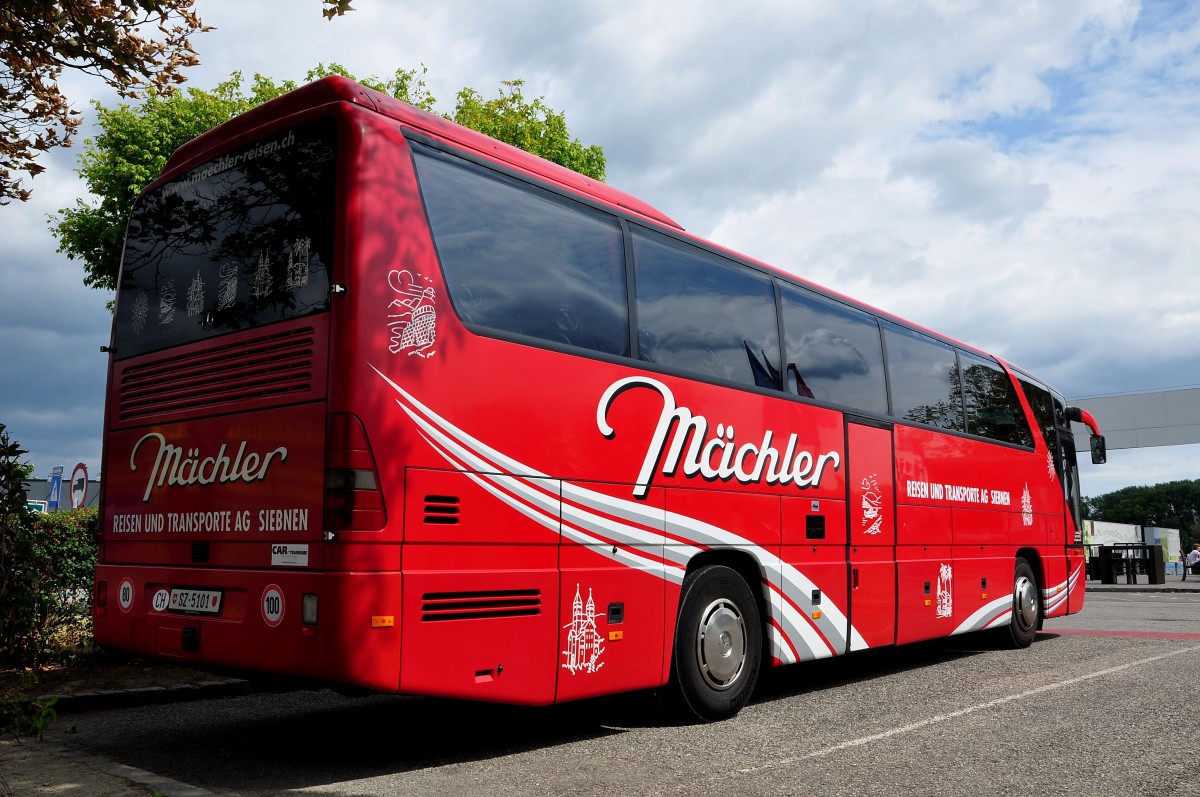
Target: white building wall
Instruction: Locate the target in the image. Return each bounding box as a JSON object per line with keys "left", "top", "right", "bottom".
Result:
{"left": 1071, "top": 387, "right": 1200, "bottom": 450}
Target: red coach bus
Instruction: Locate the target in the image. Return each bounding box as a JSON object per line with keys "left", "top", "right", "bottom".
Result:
{"left": 93, "top": 76, "right": 1106, "bottom": 721}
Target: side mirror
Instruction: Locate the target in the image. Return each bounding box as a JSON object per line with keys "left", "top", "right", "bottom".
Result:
{"left": 1066, "top": 406, "right": 1106, "bottom": 465}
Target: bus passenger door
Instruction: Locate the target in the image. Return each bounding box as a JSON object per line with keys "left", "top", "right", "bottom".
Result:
{"left": 846, "top": 420, "right": 897, "bottom": 650}
{"left": 1059, "top": 428, "right": 1088, "bottom": 615}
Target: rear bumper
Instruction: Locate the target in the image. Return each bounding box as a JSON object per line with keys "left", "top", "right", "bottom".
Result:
{"left": 93, "top": 564, "right": 402, "bottom": 691}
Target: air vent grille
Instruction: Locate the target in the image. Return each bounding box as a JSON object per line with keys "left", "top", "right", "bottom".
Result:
{"left": 117, "top": 327, "right": 317, "bottom": 421}
{"left": 423, "top": 495, "right": 460, "bottom": 524}
{"left": 421, "top": 590, "right": 541, "bottom": 622}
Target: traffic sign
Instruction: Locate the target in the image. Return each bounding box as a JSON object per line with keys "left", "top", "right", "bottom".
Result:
{"left": 47, "top": 466, "right": 63, "bottom": 510}
{"left": 70, "top": 462, "right": 88, "bottom": 508}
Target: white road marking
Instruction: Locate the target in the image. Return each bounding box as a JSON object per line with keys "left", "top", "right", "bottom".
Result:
{"left": 736, "top": 643, "right": 1200, "bottom": 774}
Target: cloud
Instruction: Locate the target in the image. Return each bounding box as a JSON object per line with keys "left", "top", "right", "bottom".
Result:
{"left": 889, "top": 140, "right": 1050, "bottom": 224}
{"left": 2, "top": 0, "right": 1197, "bottom": 496}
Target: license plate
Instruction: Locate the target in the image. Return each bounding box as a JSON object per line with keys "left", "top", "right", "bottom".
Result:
{"left": 168, "top": 588, "right": 223, "bottom": 615}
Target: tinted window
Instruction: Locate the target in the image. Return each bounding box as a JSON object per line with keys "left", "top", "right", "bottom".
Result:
{"left": 960, "top": 352, "right": 1034, "bottom": 447}
{"left": 412, "top": 144, "right": 628, "bottom": 356}
{"left": 1020, "top": 377, "right": 1062, "bottom": 472}
{"left": 633, "top": 230, "right": 780, "bottom": 389}
{"left": 780, "top": 285, "right": 887, "bottom": 413}
{"left": 884, "top": 323, "right": 964, "bottom": 432}
{"left": 114, "top": 118, "right": 336, "bottom": 359}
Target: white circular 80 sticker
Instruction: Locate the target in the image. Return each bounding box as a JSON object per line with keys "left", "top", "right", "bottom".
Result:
{"left": 118, "top": 578, "right": 135, "bottom": 612}
{"left": 261, "top": 585, "right": 285, "bottom": 627}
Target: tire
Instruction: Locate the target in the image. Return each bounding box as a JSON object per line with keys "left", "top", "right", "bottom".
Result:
{"left": 1003, "top": 557, "right": 1040, "bottom": 649}
{"left": 671, "top": 564, "right": 762, "bottom": 722}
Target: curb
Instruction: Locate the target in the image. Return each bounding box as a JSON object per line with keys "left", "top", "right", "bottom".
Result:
{"left": 35, "top": 678, "right": 254, "bottom": 713}
{"left": 45, "top": 742, "right": 225, "bottom": 797}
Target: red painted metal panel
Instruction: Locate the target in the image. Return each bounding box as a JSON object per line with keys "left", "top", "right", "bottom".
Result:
{"left": 847, "top": 423, "right": 896, "bottom": 650}
{"left": 895, "top": 546, "right": 953, "bottom": 644}
{"left": 1041, "top": 551, "right": 1070, "bottom": 619}
{"left": 398, "top": 470, "right": 560, "bottom": 704}
{"left": 93, "top": 564, "right": 402, "bottom": 691}
{"left": 782, "top": 496, "right": 849, "bottom": 659}
{"left": 399, "top": 545, "right": 559, "bottom": 705}
{"left": 557, "top": 482, "right": 667, "bottom": 701}
{"left": 102, "top": 401, "right": 326, "bottom": 568}
{"left": 897, "top": 503, "right": 952, "bottom": 547}
{"left": 950, "top": 548, "right": 1010, "bottom": 634}
{"left": 1067, "top": 547, "right": 1087, "bottom": 614}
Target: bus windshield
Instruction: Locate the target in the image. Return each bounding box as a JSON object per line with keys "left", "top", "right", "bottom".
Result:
{"left": 112, "top": 117, "right": 337, "bottom": 360}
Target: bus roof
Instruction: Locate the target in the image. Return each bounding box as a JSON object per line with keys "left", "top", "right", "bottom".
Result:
{"left": 161, "top": 75, "right": 683, "bottom": 231}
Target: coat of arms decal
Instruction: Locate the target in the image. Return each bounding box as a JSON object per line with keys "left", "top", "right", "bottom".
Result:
{"left": 387, "top": 269, "right": 437, "bottom": 358}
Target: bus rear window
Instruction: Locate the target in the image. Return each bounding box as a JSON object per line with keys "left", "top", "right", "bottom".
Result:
{"left": 113, "top": 117, "right": 336, "bottom": 359}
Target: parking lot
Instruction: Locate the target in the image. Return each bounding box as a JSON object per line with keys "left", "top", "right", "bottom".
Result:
{"left": 15, "top": 590, "right": 1196, "bottom": 797}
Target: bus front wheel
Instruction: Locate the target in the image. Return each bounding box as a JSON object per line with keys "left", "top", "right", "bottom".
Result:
{"left": 671, "top": 564, "right": 762, "bottom": 722}
{"left": 1003, "top": 557, "right": 1040, "bottom": 649}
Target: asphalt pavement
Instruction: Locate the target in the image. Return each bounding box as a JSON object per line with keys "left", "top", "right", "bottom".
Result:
{"left": 3, "top": 576, "right": 1198, "bottom": 796}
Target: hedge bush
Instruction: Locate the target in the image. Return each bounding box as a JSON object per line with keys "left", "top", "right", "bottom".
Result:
{"left": 0, "top": 424, "right": 99, "bottom": 668}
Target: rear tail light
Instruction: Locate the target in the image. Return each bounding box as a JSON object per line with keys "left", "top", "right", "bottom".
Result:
{"left": 95, "top": 581, "right": 108, "bottom": 607}
{"left": 324, "top": 413, "right": 386, "bottom": 530}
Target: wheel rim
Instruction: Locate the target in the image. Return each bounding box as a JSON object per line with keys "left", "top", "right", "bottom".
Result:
{"left": 1014, "top": 574, "right": 1038, "bottom": 632}
{"left": 695, "top": 598, "right": 746, "bottom": 690}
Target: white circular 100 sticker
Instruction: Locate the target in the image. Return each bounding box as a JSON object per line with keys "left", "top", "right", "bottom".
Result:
{"left": 261, "top": 585, "right": 285, "bottom": 627}
{"left": 118, "top": 578, "right": 135, "bottom": 612}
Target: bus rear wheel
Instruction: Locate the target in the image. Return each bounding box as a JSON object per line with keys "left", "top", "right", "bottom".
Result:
{"left": 671, "top": 564, "right": 762, "bottom": 722}
{"left": 1002, "top": 557, "right": 1040, "bottom": 649}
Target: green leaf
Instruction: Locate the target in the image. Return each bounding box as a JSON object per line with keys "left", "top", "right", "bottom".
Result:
{"left": 51, "top": 66, "right": 605, "bottom": 299}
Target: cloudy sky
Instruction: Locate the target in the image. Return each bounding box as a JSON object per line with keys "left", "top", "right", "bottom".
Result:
{"left": 3, "top": 0, "right": 1198, "bottom": 497}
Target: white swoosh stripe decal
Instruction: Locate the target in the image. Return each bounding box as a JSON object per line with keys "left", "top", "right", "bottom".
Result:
{"left": 952, "top": 595, "right": 1014, "bottom": 635}
{"left": 1042, "top": 563, "right": 1082, "bottom": 615}
{"left": 954, "top": 561, "right": 1083, "bottom": 635}
{"left": 373, "top": 365, "right": 864, "bottom": 661}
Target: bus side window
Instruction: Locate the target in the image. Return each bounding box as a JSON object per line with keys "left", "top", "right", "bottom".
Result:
{"left": 779, "top": 284, "right": 887, "bottom": 414}
{"left": 631, "top": 229, "right": 780, "bottom": 389}
{"left": 411, "top": 144, "right": 629, "bottom": 357}
{"left": 883, "top": 323, "right": 966, "bottom": 433}
{"left": 959, "top": 351, "right": 1035, "bottom": 447}
{"left": 1019, "top": 377, "right": 1062, "bottom": 474}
